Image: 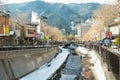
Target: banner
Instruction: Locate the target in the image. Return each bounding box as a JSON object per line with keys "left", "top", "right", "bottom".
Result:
{"left": 106, "top": 32, "right": 112, "bottom": 39}
{"left": 5, "top": 25, "right": 9, "bottom": 35}
{"left": 34, "top": 31, "right": 38, "bottom": 38}
{"left": 45, "top": 34, "right": 49, "bottom": 41}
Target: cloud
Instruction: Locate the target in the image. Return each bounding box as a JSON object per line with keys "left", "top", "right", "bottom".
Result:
{"left": 43, "top": 0, "right": 116, "bottom": 4}
{"left": 4, "top": 0, "right": 35, "bottom": 4}
{"left": 2, "top": 0, "right": 117, "bottom": 4}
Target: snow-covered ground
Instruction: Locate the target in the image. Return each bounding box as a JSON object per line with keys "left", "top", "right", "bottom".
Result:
{"left": 19, "top": 47, "right": 70, "bottom": 80}
{"left": 60, "top": 74, "right": 77, "bottom": 80}
{"left": 76, "top": 46, "right": 106, "bottom": 80}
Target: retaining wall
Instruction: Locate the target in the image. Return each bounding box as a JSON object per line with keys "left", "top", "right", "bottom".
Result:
{"left": 0, "top": 47, "right": 59, "bottom": 80}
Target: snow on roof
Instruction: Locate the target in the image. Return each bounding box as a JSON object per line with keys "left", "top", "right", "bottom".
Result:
{"left": 85, "top": 19, "right": 91, "bottom": 23}
{"left": 19, "top": 48, "right": 70, "bottom": 80}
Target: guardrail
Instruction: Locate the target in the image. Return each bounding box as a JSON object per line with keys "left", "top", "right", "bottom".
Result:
{"left": 0, "top": 41, "right": 63, "bottom": 51}
{"left": 0, "top": 40, "right": 63, "bottom": 46}
{"left": 86, "top": 44, "right": 120, "bottom": 80}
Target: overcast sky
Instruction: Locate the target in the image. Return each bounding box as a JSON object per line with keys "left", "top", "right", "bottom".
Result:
{"left": 3, "top": 0, "right": 117, "bottom": 4}
{"left": 43, "top": 0, "right": 116, "bottom": 4}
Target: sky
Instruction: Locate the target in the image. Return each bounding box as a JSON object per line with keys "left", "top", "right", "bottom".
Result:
{"left": 43, "top": 0, "right": 116, "bottom": 4}
{"left": 2, "top": 0, "right": 117, "bottom": 4}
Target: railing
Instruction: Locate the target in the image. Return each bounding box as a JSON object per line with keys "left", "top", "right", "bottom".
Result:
{"left": 0, "top": 41, "right": 63, "bottom": 51}
{"left": 0, "top": 39, "right": 64, "bottom": 46}
{"left": 86, "top": 44, "right": 120, "bottom": 80}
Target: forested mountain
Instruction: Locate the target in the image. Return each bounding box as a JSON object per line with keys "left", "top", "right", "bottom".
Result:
{"left": 6, "top": 1, "right": 101, "bottom": 34}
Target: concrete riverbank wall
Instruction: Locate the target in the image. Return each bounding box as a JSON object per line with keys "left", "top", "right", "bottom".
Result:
{"left": 0, "top": 47, "right": 59, "bottom": 80}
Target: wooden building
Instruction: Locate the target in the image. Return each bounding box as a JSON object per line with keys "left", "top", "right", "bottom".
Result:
{"left": 0, "top": 11, "right": 10, "bottom": 45}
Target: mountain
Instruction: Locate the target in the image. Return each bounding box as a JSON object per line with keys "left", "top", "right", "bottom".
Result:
{"left": 6, "top": 1, "right": 101, "bottom": 34}
{"left": 68, "top": 3, "right": 101, "bottom": 20}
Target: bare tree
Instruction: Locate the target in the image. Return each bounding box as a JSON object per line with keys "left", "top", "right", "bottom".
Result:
{"left": 83, "top": 4, "right": 117, "bottom": 40}
{"left": 117, "top": 0, "right": 120, "bottom": 16}
{"left": 16, "top": 13, "right": 30, "bottom": 24}
{"left": 41, "top": 21, "right": 65, "bottom": 41}
{"left": 94, "top": 5, "right": 117, "bottom": 27}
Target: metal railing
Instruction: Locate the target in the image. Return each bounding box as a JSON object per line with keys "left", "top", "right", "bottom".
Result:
{"left": 86, "top": 44, "right": 120, "bottom": 80}
{"left": 0, "top": 41, "right": 63, "bottom": 51}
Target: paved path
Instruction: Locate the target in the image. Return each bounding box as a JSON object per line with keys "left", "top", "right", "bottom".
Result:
{"left": 108, "top": 48, "right": 120, "bottom": 56}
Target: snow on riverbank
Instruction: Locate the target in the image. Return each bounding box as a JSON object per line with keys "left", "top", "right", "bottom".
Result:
{"left": 76, "top": 46, "right": 106, "bottom": 80}
{"left": 19, "top": 47, "right": 70, "bottom": 80}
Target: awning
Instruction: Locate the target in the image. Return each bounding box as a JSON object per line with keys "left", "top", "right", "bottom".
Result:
{"left": 0, "top": 31, "right": 15, "bottom": 36}
{"left": 0, "top": 34, "right": 6, "bottom": 36}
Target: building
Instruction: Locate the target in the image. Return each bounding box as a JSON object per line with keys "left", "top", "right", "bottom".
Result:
{"left": 109, "top": 18, "right": 120, "bottom": 38}
{"left": 109, "top": 25, "right": 119, "bottom": 37}
{"left": 0, "top": 10, "right": 37, "bottom": 45}
{"left": 12, "top": 23, "right": 37, "bottom": 45}
{"left": 77, "top": 19, "right": 91, "bottom": 41}
{"left": 0, "top": 11, "right": 10, "bottom": 36}
{"left": 108, "top": 21, "right": 120, "bottom": 46}
{"left": 0, "top": 11, "right": 10, "bottom": 45}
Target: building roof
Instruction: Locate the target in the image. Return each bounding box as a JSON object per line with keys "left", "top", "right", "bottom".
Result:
{"left": 0, "top": 10, "right": 10, "bottom": 17}
{"left": 109, "top": 18, "right": 120, "bottom": 27}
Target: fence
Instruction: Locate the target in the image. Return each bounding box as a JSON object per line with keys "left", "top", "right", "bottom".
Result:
{"left": 86, "top": 44, "right": 120, "bottom": 80}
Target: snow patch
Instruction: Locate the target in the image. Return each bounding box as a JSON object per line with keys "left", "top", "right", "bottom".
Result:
{"left": 19, "top": 48, "right": 70, "bottom": 80}
{"left": 77, "top": 46, "right": 106, "bottom": 80}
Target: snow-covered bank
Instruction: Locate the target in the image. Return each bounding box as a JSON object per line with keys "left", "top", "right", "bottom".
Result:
{"left": 76, "top": 46, "right": 106, "bottom": 80}
{"left": 19, "top": 48, "right": 70, "bottom": 80}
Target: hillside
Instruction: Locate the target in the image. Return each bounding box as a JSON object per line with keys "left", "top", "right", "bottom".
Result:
{"left": 6, "top": 1, "right": 101, "bottom": 34}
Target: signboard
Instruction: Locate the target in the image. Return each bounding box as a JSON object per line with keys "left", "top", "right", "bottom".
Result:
{"left": 106, "top": 32, "right": 112, "bottom": 39}
{"left": 5, "top": 25, "right": 9, "bottom": 35}
{"left": 0, "top": 24, "right": 10, "bottom": 36}
{"left": 45, "top": 34, "right": 49, "bottom": 41}
{"left": 110, "top": 26, "right": 119, "bottom": 36}
{"left": 34, "top": 31, "right": 38, "bottom": 38}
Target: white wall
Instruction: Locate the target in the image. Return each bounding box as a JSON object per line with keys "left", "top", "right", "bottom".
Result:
{"left": 110, "top": 26, "right": 120, "bottom": 36}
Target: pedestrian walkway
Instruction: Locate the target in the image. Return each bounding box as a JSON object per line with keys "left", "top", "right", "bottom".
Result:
{"left": 108, "top": 48, "right": 120, "bottom": 55}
